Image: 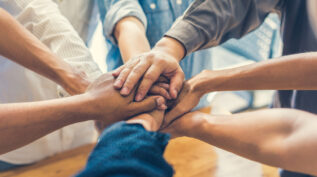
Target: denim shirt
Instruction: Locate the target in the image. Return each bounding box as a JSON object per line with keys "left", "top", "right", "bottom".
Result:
{"left": 98, "top": 0, "right": 281, "bottom": 109}
{"left": 98, "top": 0, "right": 212, "bottom": 109}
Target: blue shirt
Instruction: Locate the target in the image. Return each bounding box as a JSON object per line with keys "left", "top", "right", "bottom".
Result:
{"left": 98, "top": 0, "right": 281, "bottom": 110}
{"left": 98, "top": 0, "right": 213, "bottom": 109}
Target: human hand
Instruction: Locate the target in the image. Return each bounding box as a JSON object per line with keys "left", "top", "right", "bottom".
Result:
{"left": 161, "top": 77, "right": 204, "bottom": 128}
{"left": 84, "top": 73, "right": 166, "bottom": 126}
{"left": 61, "top": 68, "right": 91, "bottom": 95}
{"left": 112, "top": 37, "right": 185, "bottom": 101}
{"left": 127, "top": 109, "right": 165, "bottom": 131}
{"left": 162, "top": 111, "right": 209, "bottom": 138}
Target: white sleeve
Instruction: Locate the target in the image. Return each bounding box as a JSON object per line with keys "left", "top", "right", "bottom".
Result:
{"left": 0, "top": 0, "right": 102, "bottom": 96}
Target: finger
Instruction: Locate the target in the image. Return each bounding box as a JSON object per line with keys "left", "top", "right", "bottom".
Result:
{"left": 156, "top": 82, "right": 170, "bottom": 90}
{"left": 121, "top": 60, "right": 151, "bottom": 96}
{"left": 135, "top": 65, "right": 163, "bottom": 101}
{"left": 169, "top": 69, "right": 185, "bottom": 99}
{"left": 129, "top": 96, "right": 167, "bottom": 114}
{"left": 112, "top": 65, "right": 124, "bottom": 77}
{"left": 113, "top": 58, "right": 140, "bottom": 90}
{"left": 149, "top": 85, "right": 171, "bottom": 100}
{"left": 157, "top": 75, "right": 169, "bottom": 83}
{"left": 113, "top": 68, "right": 131, "bottom": 91}
{"left": 130, "top": 96, "right": 167, "bottom": 115}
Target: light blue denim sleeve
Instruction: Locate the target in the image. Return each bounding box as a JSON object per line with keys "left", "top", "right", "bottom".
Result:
{"left": 99, "top": 0, "right": 147, "bottom": 45}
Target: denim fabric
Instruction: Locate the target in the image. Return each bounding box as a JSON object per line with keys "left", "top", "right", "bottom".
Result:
{"left": 76, "top": 121, "right": 173, "bottom": 177}
{"left": 280, "top": 170, "right": 313, "bottom": 177}
{"left": 0, "top": 160, "right": 28, "bottom": 172}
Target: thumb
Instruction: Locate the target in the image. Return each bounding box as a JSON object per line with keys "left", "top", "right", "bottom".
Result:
{"left": 130, "top": 96, "right": 166, "bottom": 114}
{"left": 162, "top": 104, "right": 185, "bottom": 129}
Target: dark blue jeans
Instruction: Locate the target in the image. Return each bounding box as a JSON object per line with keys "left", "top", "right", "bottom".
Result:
{"left": 76, "top": 121, "right": 173, "bottom": 177}
{"left": 281, "top": 170, "right": 314, "bottom": 177}
{"left": 0, "top": 161, "right": 29, "bottom": 172}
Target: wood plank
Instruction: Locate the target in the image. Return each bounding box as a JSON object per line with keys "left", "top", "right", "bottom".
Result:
{"left": 0, "top": 144, "right": 95, "bottom": 177}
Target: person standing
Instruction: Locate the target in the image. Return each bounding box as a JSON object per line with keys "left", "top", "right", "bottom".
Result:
{"left": 0, "top": 0, "right": 101, "bottom": 171}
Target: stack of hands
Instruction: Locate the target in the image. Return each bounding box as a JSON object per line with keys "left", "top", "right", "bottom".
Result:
{"left": 83, "top": 71, "right": 206, "bottom": 138}
{"left": 76, "top": 44, "right": 209, "bottom": 138}
{"left": 65, "top": 37, "right": 211, "bottom": 137}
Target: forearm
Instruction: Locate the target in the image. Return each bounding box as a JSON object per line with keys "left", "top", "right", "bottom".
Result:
{"left": 115, "top": 17, "right": 150, "bottom": 62}
{"left": 193, "top": 53, "right": 317, "bottom": 94}
{"left": 0, "top": 94, "right": 91, "bottom": 154}
{"left": 0, "top": 8, "right": 88, "bottom": 94}
{"left": 187, "top": 109, "right": 317, "bottom": 175}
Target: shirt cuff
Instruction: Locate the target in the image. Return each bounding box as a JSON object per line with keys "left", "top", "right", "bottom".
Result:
{"left": 104, "top": 1, "right": 147, "bottom": 45}
{"left": 165, "top": 19, "right": 206, "bottom": 56}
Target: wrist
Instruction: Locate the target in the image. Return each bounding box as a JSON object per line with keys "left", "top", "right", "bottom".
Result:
{"left": 186, "top": 113, "right": 214, "bottom": 139}
{"left": 190, "top": 69, "right": 229, "bottom": 94}
{"left": 127, "top": 114, "right": 158, "bottom": 131}
{"left": 153, "top": 37, "right": 185, "bottom": 62}
{"left": 58, "top": 69, "right": 90, "bottom": 95}
{"left": 188, "top": 70, "right": 212, "bottom": 96}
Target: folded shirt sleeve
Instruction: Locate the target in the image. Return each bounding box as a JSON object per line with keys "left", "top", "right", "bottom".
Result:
{"left": 165, "top": 0, "right": 283, "bottom": 56}
{"left": 100, "top": 0, "right": 147, "bottom": 45}
{"left": 76, "top": 121, "right": 173, "bottom": 177}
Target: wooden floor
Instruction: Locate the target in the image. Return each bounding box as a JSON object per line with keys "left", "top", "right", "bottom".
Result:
{"left": 0, "top": 107, "right": 280, "bottom": 177}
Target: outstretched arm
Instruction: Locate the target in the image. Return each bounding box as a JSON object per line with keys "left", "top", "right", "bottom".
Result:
{"left": 192, "top": 52, "right": 317, "bottom": 93}
{"left": 0, "top": 73, "right": 164, "bottom": 155}
{"left": 0, "top": 0, "right": 102, "bottom": 95}
{"left": 0, "top": 8, "right": 88, "bottom": 95}
{"left": 164, "top": 52, "right": 317, "bottom": 124}
{"left": 100, "top": 0, "right": 151, "bottom": 62}
{"left": 166, "top": 109, "right": 317, "bottom": 175}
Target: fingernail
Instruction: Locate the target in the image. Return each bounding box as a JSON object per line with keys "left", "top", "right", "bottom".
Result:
{"left": 135, "top": 93, "right": 143, "bottom": 101}
{"left": 120, "top": 87, "right": 129, "bottom": 95}
{"left": 114, "top": 80, "right": 122, "bottom": 88}
{"left": 160, "top": 104, "right": 167, "bottom": 110}
{"left": 172, "top": 89, "right": 178, "bottom": 98}
{"left": 156, "top": 97, "right": 164, "bottom": 106}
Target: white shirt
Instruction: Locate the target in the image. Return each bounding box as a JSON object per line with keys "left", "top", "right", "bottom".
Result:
{"left": 0, "top": 0, "right": 102, "bottom": 164}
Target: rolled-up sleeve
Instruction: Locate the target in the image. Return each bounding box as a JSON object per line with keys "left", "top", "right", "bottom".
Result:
{"left": 165, "top": 0, "right": 283, "bottom": 55}
{"left": 101, "top": 0, "right": 147, "bottom": 44}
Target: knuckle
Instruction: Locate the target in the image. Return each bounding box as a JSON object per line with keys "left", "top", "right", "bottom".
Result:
{"left": 156, "top": 58, "right": 167, "bottom": 65}
{"left": 147, "top": 52, "right": 155, "bottom": 59}
{"left": 132, "top": 66, "right": 144, "bottom": 75}
{"left": 144, "top": 73, "right": 156, "bottom": 81}
{"left": 121, "top": 68, "right": 130, "bottom": 74}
